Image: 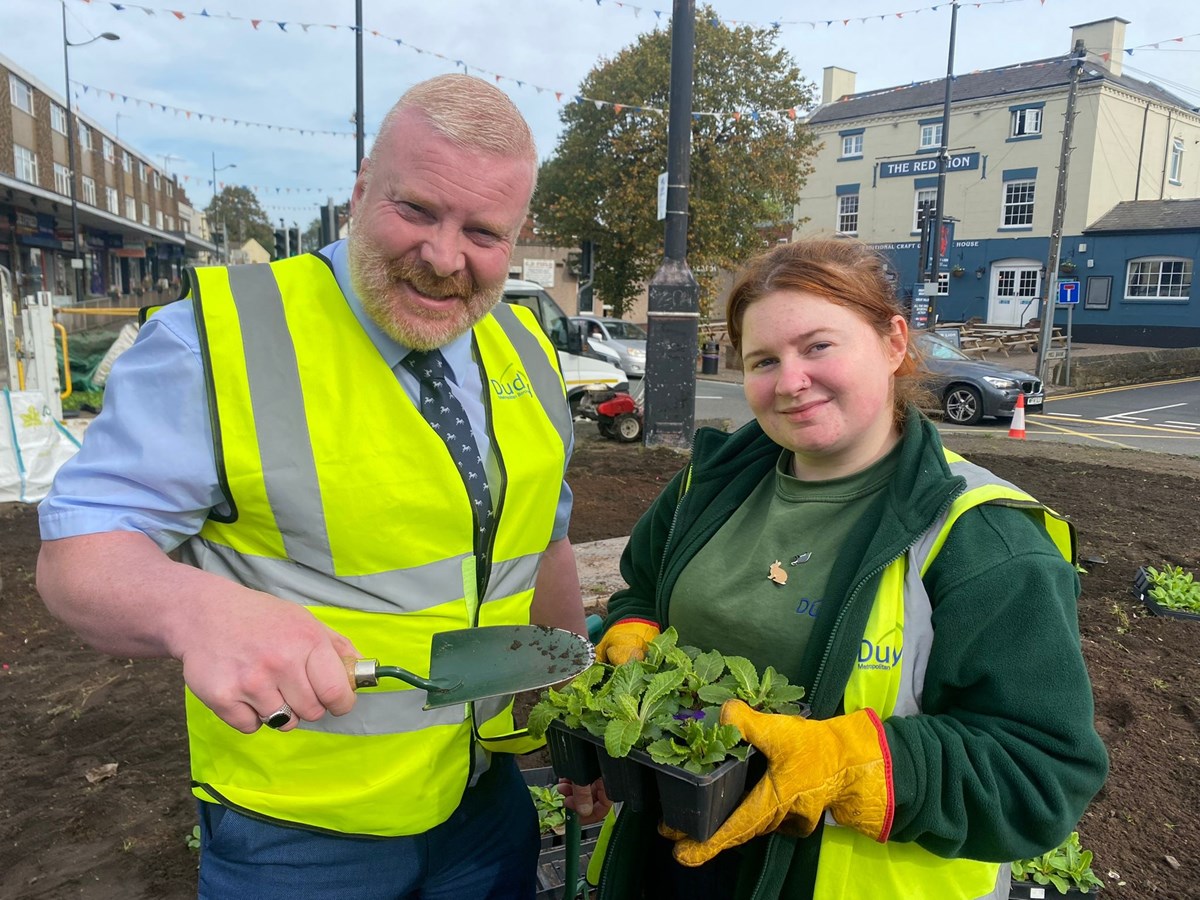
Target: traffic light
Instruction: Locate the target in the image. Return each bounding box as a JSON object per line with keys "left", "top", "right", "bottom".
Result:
{"left": 273, "top": 229, "right": 286, "bottom": 260}
{"left": 288, "top": 227, "right": 300, "bottom": 256}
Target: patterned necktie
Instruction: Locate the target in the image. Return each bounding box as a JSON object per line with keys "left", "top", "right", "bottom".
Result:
{"left": 401, "top": 349, "right": 494, "bottom": 565}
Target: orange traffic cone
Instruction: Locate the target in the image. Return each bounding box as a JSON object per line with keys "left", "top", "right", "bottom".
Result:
{"left": 1008, "top": 393, "right": 1027, "bottom": 440}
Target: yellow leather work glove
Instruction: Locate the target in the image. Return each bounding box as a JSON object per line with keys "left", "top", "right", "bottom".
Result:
{"left": 672, "top": 700, "right": 894, "bottom": 867}
{"left": 595, "top": 619, "right": 661, "bottom": 665}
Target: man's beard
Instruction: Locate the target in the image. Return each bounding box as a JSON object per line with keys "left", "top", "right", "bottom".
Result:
{"left": 348, "top": 232, "right": 503, "bottom": 350}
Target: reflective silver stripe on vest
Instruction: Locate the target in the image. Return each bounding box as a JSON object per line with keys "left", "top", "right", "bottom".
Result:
{"left": 489, "top": 302, "right": 572, "bottom": 453}
{"left": 896, "top": 460, "right": 1038, "bottom": 718}
{"left": 225, "top": 265, "right": 334, "bottom": 572}
{"left": 180, "top": 538, "right": 475, "bottom": 614}
{"left": 298, "top": 686, "right": 465, "bottom": 736}
{"left": 483, "top": 551, "right": 542, "bottom": 608}
{"left": 184, "top": 539, "right": 540, "bottom": 614}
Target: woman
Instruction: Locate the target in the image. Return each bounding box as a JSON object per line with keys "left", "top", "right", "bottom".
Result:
{"left": 584, "top": 238, "right": 1107, "bottom": 899}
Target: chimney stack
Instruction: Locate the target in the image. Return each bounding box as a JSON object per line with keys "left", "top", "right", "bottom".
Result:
{"left": 822, "top": 67, "right": 857, "bottom": 105}
{"left": 1071, "top": 17, "right": 1129, "bottom": 77}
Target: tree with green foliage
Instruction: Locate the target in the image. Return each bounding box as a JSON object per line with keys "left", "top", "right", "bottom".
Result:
{"left": 206, "top": 185, "right": 274, "bottom": 253}
{"left": 532, "top": 9, "right": 817, "bottom": 318}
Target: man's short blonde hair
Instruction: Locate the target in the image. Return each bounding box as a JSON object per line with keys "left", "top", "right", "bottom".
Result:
{"left": 377, "top": 74, "right": 538, "bottom": 186}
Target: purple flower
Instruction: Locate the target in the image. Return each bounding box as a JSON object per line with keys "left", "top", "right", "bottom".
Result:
{"left": 673, "top": 709, "right": 706, "bottom": 722}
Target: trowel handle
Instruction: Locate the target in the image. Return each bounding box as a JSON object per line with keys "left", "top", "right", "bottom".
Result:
{"left": 342, "top": 657, "right": 442, "bottom": 693}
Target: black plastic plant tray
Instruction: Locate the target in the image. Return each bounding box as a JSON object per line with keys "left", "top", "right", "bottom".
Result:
{"left": 634, "top": 745, "right": 754, "bottom": 842}
{"left": 546, "top": 721, "right": 654, "bottom": 809}
{"left": 1132, "top": 566, "right": 1200, "bottom": 622}
{"left": 545, "top": 720, "right": 602, "bottom": 785}
{"left": 1008, "top": 879, "right": 1087, "bottom": 899}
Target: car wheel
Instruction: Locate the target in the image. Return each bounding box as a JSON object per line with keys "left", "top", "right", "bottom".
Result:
{"left": 613, "top": 413, "right": 642, "bottom": 442}
{"left": 943, "top": 385, "right": 983, "bottom": 425}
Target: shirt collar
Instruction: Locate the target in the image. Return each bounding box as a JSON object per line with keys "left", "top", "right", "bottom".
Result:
{"left": 325, "top": 238, "right": 474, "bottom": 386}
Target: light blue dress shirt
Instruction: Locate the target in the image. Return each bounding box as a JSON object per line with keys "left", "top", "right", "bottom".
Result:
{"left": 39, "top": 240, "right": 573, "bottom": 551}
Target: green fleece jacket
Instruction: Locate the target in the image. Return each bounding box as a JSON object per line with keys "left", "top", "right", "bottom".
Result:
{"left": 600, "top": 408, "right": 1108, "bottom": 899}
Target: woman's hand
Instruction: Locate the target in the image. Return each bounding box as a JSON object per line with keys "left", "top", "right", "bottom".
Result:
{"left": 558, "top": 777, "right": 613, "bottom": 826}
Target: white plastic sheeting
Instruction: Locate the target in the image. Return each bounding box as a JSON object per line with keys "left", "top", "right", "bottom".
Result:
{"left": 1, "top": 390, "right": 81, "bottom": 503}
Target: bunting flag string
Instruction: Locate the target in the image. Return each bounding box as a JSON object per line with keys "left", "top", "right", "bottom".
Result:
{"left": 65, "top": 0, "right": 1029, "bottom": 127}
{"left": 170, "top": 170, "right": 348, "bottom": 198}
{"left": 1120, "top": 31, "right": 1200, "bottom": 57}
{"left": 74, "top": 80, "right": 357, "bottom": 138}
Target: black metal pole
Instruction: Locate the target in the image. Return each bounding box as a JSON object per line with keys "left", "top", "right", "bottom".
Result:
{"left": 642, "top": 0, "right": 699, "bottom": 449}
{"left": 355, "top": 0, "right": 365, "bottom": 169}
{"left": 927, "top": 0, "right": 959, "bottom": 310}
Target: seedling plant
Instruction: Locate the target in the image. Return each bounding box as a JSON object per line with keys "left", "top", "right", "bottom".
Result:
{"left": 528, "top": 783, "right": 567, "bottom": 835}
{"left": 1011, "top": 831, "right": 1104, "bottom": 894}
{"left": 528, "top": 627, "right": 805, "bottom": 774}
{"left": 1144, "top": 564, "right": 1200, "bottom": 614}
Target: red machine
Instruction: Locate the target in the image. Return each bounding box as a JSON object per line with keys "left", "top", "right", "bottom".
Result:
{"left": 593, "top": 390, "right": 642, "bottom": 442}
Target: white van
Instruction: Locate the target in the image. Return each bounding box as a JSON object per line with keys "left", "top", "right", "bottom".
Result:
{"left": 502, "top": 279, "right": 628, "bottom": 415}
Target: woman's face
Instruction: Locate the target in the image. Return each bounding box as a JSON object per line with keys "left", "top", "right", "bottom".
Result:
{"left": 740, "top": 290, "right": 909, "bottom": 480}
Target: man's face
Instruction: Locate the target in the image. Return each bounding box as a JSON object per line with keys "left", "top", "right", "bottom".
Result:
{"left": 347, "top": 109, "right": 534, "bottom": 350}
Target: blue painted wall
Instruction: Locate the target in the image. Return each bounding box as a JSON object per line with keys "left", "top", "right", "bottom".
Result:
{"left": 873, "top": 231, "right": 1200, "bottom": 346}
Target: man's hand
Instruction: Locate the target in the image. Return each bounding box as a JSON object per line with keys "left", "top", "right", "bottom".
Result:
{"left": 558, "top": 777, "right": 612, "bottom": 826}
{"left": 595, "top": 619, "right": 660, "bottom": 665}
{"left": 174, "top": 587, "right": 360, "bottom": 733}
{"left": 38, "top": 532, "right": 359, "bottom": 734}
{"left": 672, "top": 701, "right": 893, "bottom": 867}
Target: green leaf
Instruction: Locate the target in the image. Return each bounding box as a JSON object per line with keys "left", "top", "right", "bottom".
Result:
{"left": 604, "top": 717, "right": 643, "bottom": 758}
{"left": 697, "top": 684, "right": 737, "bottom": 705}
{"left": 725, "top": 656, "right": 760, "bottom": 697}
{"left": 643, "top": 668, "right": 688, "bottom": 713}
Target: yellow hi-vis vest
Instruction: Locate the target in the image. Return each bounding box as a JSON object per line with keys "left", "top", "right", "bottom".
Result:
{"left": 178, "top": 256, "right": 571, "bottom": 836}
{"left": 812, "top": 449, "right": 1076, "bottom": 900}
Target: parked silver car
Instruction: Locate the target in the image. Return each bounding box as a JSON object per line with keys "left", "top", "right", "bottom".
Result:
{"left": 571, "top": 315, "right": 648, "bottom": 378}
{"left": 916, "top": 332, "right": 1044, "bottom": 425}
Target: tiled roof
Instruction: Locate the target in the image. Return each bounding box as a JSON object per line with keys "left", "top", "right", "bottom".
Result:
{"left": 808, "top": 54, "right": 1195, "bottom": 126}
{"left": 1085, "top": 199, "right": 1200, "bottom": 233}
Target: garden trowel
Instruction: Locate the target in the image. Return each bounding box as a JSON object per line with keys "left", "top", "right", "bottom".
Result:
{"left": 344, "top": 624, "right": 595, "bottom": 710}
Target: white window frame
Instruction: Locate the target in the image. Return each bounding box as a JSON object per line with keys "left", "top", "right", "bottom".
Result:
{"left": 106, "top": 186, "right": 119, "bottom": 214}
{"left": 122, "top": 151, "right": 131, "bottom": 173}
{"left": 50, "top": 103, "right": 68, "bottom": 135}
{"left": 841, "top": 134, "right": 863, "bottom": 158}
{"left": 153, "top": 170, "right": 161, "bottom": 190}
{"left": 155, "top": 209, "right": 164, "bottom": 230}
{"left": 936, "top": 271, "right": 949, "bottom": 296}
{"left": 1125, "top": 257, "right": 1192, "bottom": 300}
{"left": 13, "top": 144, "right": 38, "bottom": 184}
{"left": 78, "top": 122, "right": 92, "bottom": 152}
{"left": 82, "top": 175, "right": 96, "bottom": 206}
{"left": 1169, "top": 138, "right": 1184, "bottom": 185}
{"left": 1010, "top": 107, "right": 1042, "bottom": 138}
{"left": 837, "top": 193, "right": 859, "bottom": 235}
{"left": 102, "top": 136, "right": 115, "bottom": 163}
{"left": 125, "top": 196, "right": 137, "bottom": 219}
{"left": 1001, "top": 180, "right": 1036, "bottom": 227}
{"left": 141, "top": 201, "right": 150, "bottom": 225}
{"left": 53, "top": 162, "right": 72, "bottom": 195}
{"left": 913, "top": 188, "right": 937, "bottom": 233}
{"left": 138, "top": 161, "right": 147, "bottom": 182}
{"left": 9, "top": 74, "right": 34, "bottom": 115}
{"left": 166, "top": 180, "right": 174, "bottom": 198}
{"left": 919, "top": 122, "right": 942, "bottom": 150}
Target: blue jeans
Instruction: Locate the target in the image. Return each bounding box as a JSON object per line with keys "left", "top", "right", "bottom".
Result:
{"left": 197, "top": 755, "right": 538, "bottom": 899}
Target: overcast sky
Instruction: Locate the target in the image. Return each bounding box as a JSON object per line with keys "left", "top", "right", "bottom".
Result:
{"left": 3, "top": 0, "right": 1196, "bottom": 228}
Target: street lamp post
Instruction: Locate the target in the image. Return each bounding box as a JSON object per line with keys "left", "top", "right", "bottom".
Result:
{"left": 210, "top": 152, "right": 237, "bottom": 263}
{"left": 61, "top": 3, "right": 118, "bottom": 302}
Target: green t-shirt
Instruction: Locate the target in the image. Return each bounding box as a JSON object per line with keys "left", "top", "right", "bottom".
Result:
{"left": 669, "top": 443, "right": 901, "bottom": 684}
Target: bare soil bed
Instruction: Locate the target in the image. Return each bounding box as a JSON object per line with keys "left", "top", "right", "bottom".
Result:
{"left": 1, "top": 428, "right": 1197, "bottom": 898}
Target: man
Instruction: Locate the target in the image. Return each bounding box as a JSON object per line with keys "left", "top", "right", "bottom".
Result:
{"left": 37, "top": 74, "right": 585, "bottom": 898}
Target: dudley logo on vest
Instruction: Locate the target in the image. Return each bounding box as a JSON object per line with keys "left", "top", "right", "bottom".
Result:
{"left": 490, "top": 363, "right": 533, "bottom": 401}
